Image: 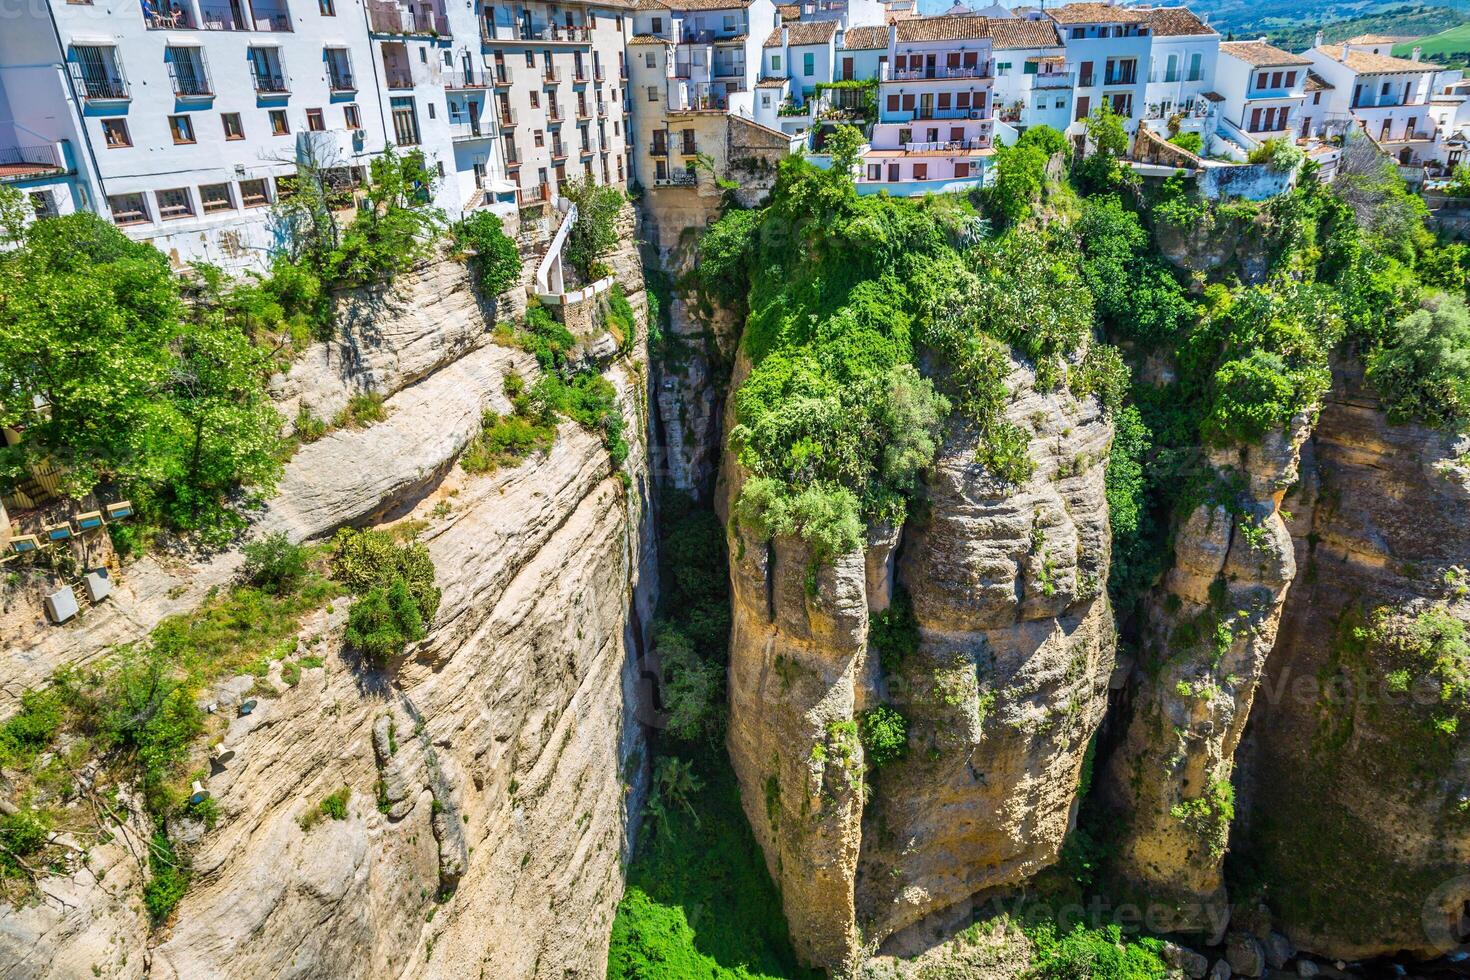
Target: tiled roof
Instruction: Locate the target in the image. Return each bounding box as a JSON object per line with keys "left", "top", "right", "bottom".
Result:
{"left": 756, "top": 76, "right": 789, "bottom": 86}
{"left": 1343, "top": 33, "right": 1417, "bottom": 44}
{"left": 1314, "top": 44, "right": 1433, "bottom": 74}
{"left": 1045, "top": 3, "right": 1149, "bottom": 25}
{"left": 1141, "top": 6, "right": 1214, "bottom": 37}
{"left": 988, "top": 16, "right": 1061, "bottom": 49}
{"left": 638, "top": 0, "right": 754, "bottom": 10}
{"left": 1304, "top": 70, "right": 1332, "bottom": 91}
{"left": 776, "top": 2, "right": 799, "bottom": 17}
{"left": 763, "top": 19, "right": 838, "bottom": 46}
{"left": 1218, "top": 40, "right": 1311, "bottom": 67}
{"left": 627, "top": 33, "right": 668, "bottom": 44}
{"left": 843, "top": 24, "right": 889, "bottom": 49}
{"left": 894, "top": 14, "right": 991, "bottom": 42}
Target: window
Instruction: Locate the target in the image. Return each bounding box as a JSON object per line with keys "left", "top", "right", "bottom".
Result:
{"left": 652, "top": 16, "right": 662, "bottom": 33}
{"left": 1164, "top": 54, "right": 1178, "bottom": 82}
{"left": 221, "top": 112, "right": 244, "bottom": 139}
{"left": 240, "top": 178, "right": 270, "bottom": 207}
{"left": 199, "top": 183, "right": 234, "bottom": 213}
{"left": 803, "top": 52, "right": 813, "bottom": 76}
{"left": 30, "top": 190, "right": 58, "bottom": 219}
{"left": 427, "top": 103, "right": 435, "bottom": 119}
{"left": 1187, "top": 52, "right": 1202, "bottom": 82}
{"left": 108, "top": 192, "right": 149, "bottom": 225}
{"left": 913, "top": 163, "right": 927, "bottom": 180}
{"left": 344, "top": 104, "right": 361, "bottom": 129}
{"left": 534, "top": 129, "right": 545, "bottom": 147}
{"left": 771, "top": 54, "right": 781, "bottom": 72}
{"left": 525, "top": 50, "right": 535, "bottom": 67}
{"left": 101, "top": 118, "right": 130, "bottom": 147}
{"left": 529, "top": 90, "right": 539, "bottom": 108}
{"left": 996, "top": 61, "right": 1011, "bottom": 75}
{"left": 275, "top": 174, "right": 297, "bottom": 200}
{"left": 72, "top": 44, "right": 128, "bottom": 100}
{"left": 391, "top": 96, "right": 420, "bottom": 145}
{"left": 1285, "top": 71, "right": 1296, "bottom": 88}
{"left": 270, "top": 109, "right": 289, "bottom": 135}
{"left": 169, "top": 114, "right": 196, "bottom": 143}
{"left": 1071, "top": 27, "right": 1084, "bottom": 38}
{"left": 155, "top": 187, "right": 193, "bottom": 220}
{"left": 319, "top": 0, "right": 333, "bottom": 13}
{"left": 867, "top": 163, "right": 881, "bottom": 180}
{"left": 1257, "top": 71, "right": 1269, "bottom": 89}
{"left": 326, "top": 47, "right": 354, "bottom": 90}
{"left": 306, "top": 108, "right": 324, "bottom": 131}
{"left": 647, "top": 85, "right": 658, "bottom": 101}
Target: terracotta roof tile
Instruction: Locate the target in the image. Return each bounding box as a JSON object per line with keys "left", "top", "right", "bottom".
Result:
{"left": 1045, "top": 3, "right": 1149, "bottom": 25}
{"left": 988, "top": 16, "right": 1061, "bottom": 49}
{"left": 1314, "top": 44, "right": 1434, "bottom": 74}
{"left": 1141, "top": 6, "right": 1214, "bottom": 37}
{"left": 1343, "top": 33, "right": 1417, "bottom": 44}
{"left": 756, "top": 76, "right": 789, "bottom": 86}
{"left": 894, "top": 14, "right": 991, "bottom": 42}
{"left": 764, "top": 19, "right": 838, "bottom": 46}
{"left": 842, "top": 24, "right": 889, "bottom": 49}
{"left": 1218, "top": 40, "right": 1311, "bottom": 67}
{"left": 1305, "top": 69, "right": 1332, "bottom": 91}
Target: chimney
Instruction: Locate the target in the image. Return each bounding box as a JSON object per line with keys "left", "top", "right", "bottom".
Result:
{"left": 1413, "top": 45, "right": 1423, "bottom": 62}
{"left": 1313, "top": 29, "right": 1323, "bottom": 48}
{"left": 782, "top": 24, "right": 789, "bottom": 46}
{"left": 1340, "top": 41, "right": 1350, "bottom": 61}
{"left": 888, "top": 19, "right": 897, "bottom": 50}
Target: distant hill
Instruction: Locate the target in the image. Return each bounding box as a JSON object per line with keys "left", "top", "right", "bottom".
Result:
{"left": 1257, "top": 3, "right": 1467, "bottom": 52}
{"left": 1391, "top": 19, "right": 1470, "bottom": 63}
{"left": 1177, "top": 0, "right": 1467, "bottom": 42}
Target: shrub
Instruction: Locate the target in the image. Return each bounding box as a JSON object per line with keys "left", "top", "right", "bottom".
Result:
{"left": 1016, "top": 124, "right": 1068, "bottom": 159}
{"left": 533, "top": 370, "right": 628, "bottom": 467}
{"left": 0, "top": 689, "right": 65, "bottom": 766}
{"left": 0, "top": 810, "right": 49, "bottom": 878}
{"left": 319, "top": 787, "right": 350, "bottom": 820}
{"left": 294, "top": 405, "right": 328, "bottom": 443}
{"left": 870, "top": 587, "right": 920, "bottom": 674}
{"left": 333, "top": 391, "right": 387, "bottom": 429}
{"left": 344, "top": 577, "right": 426, "bottom": 663}
{"left": 697, "top": 207, "right": 761, "bottom": 308}
{"left": 1367, "top": 294, "right": 1470, "bottom": 430}
{"left": 143, "top": 831, "right": 190, "bottom": 925}
{"left": 520, "top": 303, "right": 577, "bottom": 370}
{"left": 990, "top": 144, "right": 1049, "bottom": 226}
{"left": 454, "top": 210, "right": 521, "bottom": 298}
{"left": 462, "top": 409, "right": 556, "bottom": 473}
{"left": 859, "top": 705, "right": 908, "bottom": 768}
{"left": 240, "top": 532, "right": 310, "bottom": 595}
{"left": 1247, "top": 137, "right": 1304, "bottom": 172}
{"left": 1168, "top": 131, "right": 1203, "bottom": 155}
{"left": 325, "top": 148, "right": 445, "bottom": 286}
{"left": 332, "top": 527, "right": 441, "bottom": 626}
{"left": 655, "top": 625, "right": 723, "bottom": 743}
{"left": 1026, "top": 922, "right": 1169, "bottom": 979}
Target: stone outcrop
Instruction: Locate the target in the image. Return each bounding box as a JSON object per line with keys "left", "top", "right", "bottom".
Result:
{"left": 1100, "top": 408, "right": 1313, "bottom": 938}
{"left": 0, "top": 244, "right": 656, "bottom": 980}
{"left": 1237, "top": 364, "right": 1470, "bottom": 961}
{"left": 720, "top": 353, "right": 1117, "bottom": 973}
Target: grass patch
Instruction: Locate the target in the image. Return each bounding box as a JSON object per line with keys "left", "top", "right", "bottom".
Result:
{"left": 461, "top": 370, "right": 557, "bottom": 475}
{"left": 333, "top": 391, "right": 388, "bottom": 429}
{"left": 607, "top": 750, "right": 820, "bottom": 980}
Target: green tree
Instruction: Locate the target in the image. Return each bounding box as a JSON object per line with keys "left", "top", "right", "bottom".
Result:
{"left": 454, "top": 210, "right": 521, "bottom": 298}
{"left": 1016, "top": 124, "right": 1068, "bottom": 159}
{"left": 1367, "top": 293, "right": 1470, "bottom": 430}
{"left": 344, "top": 577, "right": 426, "bottom": 664}
{"left": 561, "top": 175, "right": 624, "bottom": 280}
{"left": 0, "top": 184, "right": 27, "bottom": 245}
{"left": 990, "top": 143, "right": 1048, "bottom": 226}
{"left": 329, "top": 147, "right": 445, "bottom": 285}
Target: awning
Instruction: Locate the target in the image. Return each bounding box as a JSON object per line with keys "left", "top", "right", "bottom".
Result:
{"left": 165, "top": 34, "right": 202, "bottom": 45}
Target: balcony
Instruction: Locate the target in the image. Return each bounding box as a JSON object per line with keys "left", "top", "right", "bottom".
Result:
{"left": 483, "top": 20, "right": 591, "bottom": 43}
{"left": 713, "top": 62, "right": 743, "bottom": 79}
{"left": 368, "top": 1, "right": 449, "bottom": 36}
{"left": 0, "top": 145, "right": 67, "bottom": 182}
{"left": 490, "top": 64, "right": 514, "bottom": 86}
{"left": 573, "top": 64, "right": 589, "bottom": 82}
{"left": 888, "top": 63, "right": 991, "bottom": 81}
{"left": 576, "top": 103, "right": 591, "bottom": 120}
{"left": 596, "top": 101, "right": 607, "bottom": 117}
{"left": 543, "top": 65, "right": 561, "bottom": 83}
{"left": 886, "top": 106, "right": 983, "bottom": 122}
{"left": 328, "top": 70, "right": 355, "bottom": 93}
{"left": 1079, "top": 73, "right": 1096, "bottom": 87}
{"left": 547, "top": 105, "right": 563, "bottom": 123}
{"left": 902, "top": 137, "right": 988, "bottom": 152}
{"left": 518, "top": 183, "right": 550, "bottom": 207}
{"left": 551, "top": 143, "right": 568, "bottom": 160}
{"left": 594, "top": 66, "right": 605, "bottom": 82}
{"left": 499, "top": 107, "right": 518, "bottom": 127}
{"left": 445, "top": 70, "right": 488, "bottom": 89}
{"left": 450, "top": 121, "right": 493, "bottom": 141}
{"left": 251, "top": 70, "right": 289, "bottom": 94}
{"left": 198, "top": 0, "right": 292, "bottom": 31}
{"left": 649, "top": 141, "right": 669, "bottom": 155}
{"left": 384, "top": 69, "right": 414, "bottom": 89}
{"left": 1034, "top": 70, "right": 1073, "bottom": 89}
{"left": 170, "top": 60, "right": 213, "bottom": 97}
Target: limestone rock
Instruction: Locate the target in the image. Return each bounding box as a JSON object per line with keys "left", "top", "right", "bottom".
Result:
{"left": 1265, "top": 933, "right": 1295, "bottom": 970}
{"left": 721, "top": 351, "right": 1116, "bottom": 971}
{"left": 1237, "top": 363, "right": 1470, "bottom": 961}
{"left": 1227, "top": 933, "right": 1266, "bottom": 978}
{"left": 1163, "top": 940, "right": 1212, "bottom": 979}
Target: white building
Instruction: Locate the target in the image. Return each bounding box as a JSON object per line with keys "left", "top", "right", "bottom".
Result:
{"left": 1046, "top": 2, "right": 1153, "bottom": 133}
{"left": 1215, "top": 39, "right": 1310, "bottom": 147}
{"left": 1139, "top": 6, "right": 1217, "bottom": 123}
{"left": 987, "top": 17, "right": 1070, "bottom": 134}
{"left": 0, "top": 0, "right": 634, "bottom": 270}
{"left": 1305, "top": 38, "right": 1439, "bottom": 164}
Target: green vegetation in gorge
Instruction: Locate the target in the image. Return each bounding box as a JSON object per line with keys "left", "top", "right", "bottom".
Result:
{"left": 451, "top": 210, "right": 522, "bottom": 299}
{"left": 461, "top": 370, "right": 558, "bottom": 475}
{"left": 334, "top": 526, "right": 442, "bottom": 664}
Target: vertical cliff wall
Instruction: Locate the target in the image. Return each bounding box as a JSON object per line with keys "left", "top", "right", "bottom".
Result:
{"left": 1237, "top": 364, "right": 1470, "bottom": 961}
{"left": 719, "top": 353, "right": 1118, "bottom": 974}
{"left": 1, "top": 239, "right": 658, "bottom": 980}
{"left": 1100, "top": 410, "right": 1312, "bottom": 938}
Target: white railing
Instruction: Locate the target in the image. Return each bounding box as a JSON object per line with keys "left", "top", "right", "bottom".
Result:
{"left": 535, "top": 195, "right": 576, "bottom": 296}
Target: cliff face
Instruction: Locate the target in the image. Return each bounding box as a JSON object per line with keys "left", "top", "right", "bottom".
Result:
{"left": 1100, "top": 411, "right": 1311, "bottom": 938}
{"left": 719, "top": 353, "right": 1117, "bottom": 973}
{"left": 1238, "top": 365, "right": 1470, "bottom": 961}
{"left": 0, "top": 245, "right": 657, "bottom": 980}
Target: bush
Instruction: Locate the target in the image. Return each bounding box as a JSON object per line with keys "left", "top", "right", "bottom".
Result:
{"left": 241, "top": 533, "right": 310, "bottom": 595}
{"left": 1366, "top": 294, "right": 1470, "bottom": 430}
{"left": 143, "top": 831, "right": 190, "bottom": 925}
{"left": 561, "top": 176, "right": 624, "bottom": 280}
{"left": 325, "top": 148, "right": 445, "bottom": 286}
{"left": 0, "top": 810, "right": 49, "bottom": 878}
{"left": 870, "top": 587, "right": 920, "bottom": 674}
{"left": 332, "top": 527, "right": 441, "bottom": 627}
{"left": 534, "top": 369, "right": 628, "bottom": 467}
{"left": 655, "top": 625, "right": 723, "bottom": 743}
{"left": 1016, "top": 124, "right": 1068, "bottom": 159}
{"left": 859, "top": 705, "right": 908, "bottom": 768}
{"left": 1168, "top": 131, "right": 1203, "bottom": 155}
{"left": 333, "top": 391, "right": 387, "bottom": 429}
{"left": 454, "top": 210, "right": 521, "bottom": 298}
{"left": 520, "top": 303, "right": 577, "bottom": 370}
{"left": 344, "top": 577, "right": 426, "bottom": 663}
{"left": 0, "top": 689, "right": 65, "bottom": 766}
{"left": 319, "top": 787, "right": 351, "bottom": 821}
{"left": 697, "top": 207, "right": 761, "bottom": 308}
{"left": 990, "top": 144, "right": 1050, "bottom": 226}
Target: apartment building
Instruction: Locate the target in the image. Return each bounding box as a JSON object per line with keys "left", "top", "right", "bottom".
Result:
{"left": 1215, "top": 40, "right": 1310, "bottom": 145}
{"left": 1046, "top": 3, "right": 1152, "bottom": 133}
{"left": 861, "top": 17, "right": 994, "bottom": 192}
{"left": 0, "top": 0, "right": 633, "bottom": 270}
{"left": 1304, "top": 38, "right": 1439, "bottom": 163}
{"left": 763, "top": 21, "right": 839, "bottom": 103}
{"left": 988, "top": 17, "right": 1070, "bottom": 134}
{"left": 1140, "top": 6, "right": 1217, "bottom": 121}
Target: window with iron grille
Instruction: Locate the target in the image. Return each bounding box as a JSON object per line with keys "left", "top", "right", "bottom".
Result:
{"left": 155, "top": 187, "right": 194, "bottom": 220}
{"left": 200, "top": 183, "right": 234, "bottom": 213}
{"left": 108, "top": 192, "right": 149, "bottom": 225}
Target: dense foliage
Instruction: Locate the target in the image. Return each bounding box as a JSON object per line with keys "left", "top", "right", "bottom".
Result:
{"left": 452, "top": 210, "right": 521, "bottom": 298}
{"left": 0, "top": 214, "right": 285, "bottom": 542}
{"left": 333, "top": 527, "right": 441, "bottom": 664}
{"left": 560, "top": 175, "right": 624, "bottom": 280}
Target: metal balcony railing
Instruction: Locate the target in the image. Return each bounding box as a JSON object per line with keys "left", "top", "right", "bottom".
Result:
{"left": 445, "top": 69, "right": 487, "bottom": 88}
{"left": 80, "top": 75, "right": 130, "bottom": 100}
{"left": 251, "top": 71, "right": 288, "bottom": 93}
{"left": 328, "top": 70, "right": 354, "bottom": 91}
{"left": 889, "top": 63, "right": 990, "bottom": 81}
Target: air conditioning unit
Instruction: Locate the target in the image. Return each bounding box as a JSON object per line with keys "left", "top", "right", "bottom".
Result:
{"left": 969, "top": 109, "right": 985, "bottom": 119}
